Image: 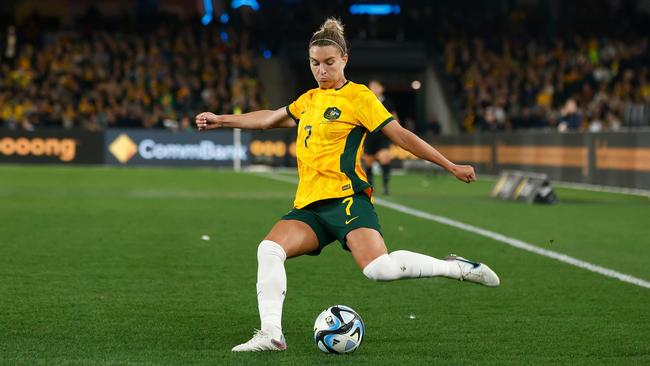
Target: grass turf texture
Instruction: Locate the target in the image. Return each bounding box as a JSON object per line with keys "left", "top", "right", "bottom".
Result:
{"left": 1, "top": 165, "right": 649, "bottom": 366}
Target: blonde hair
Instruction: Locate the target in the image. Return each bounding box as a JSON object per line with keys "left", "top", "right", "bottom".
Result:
{"left": 309, "top": 18, "right": 348, "bottom": 55}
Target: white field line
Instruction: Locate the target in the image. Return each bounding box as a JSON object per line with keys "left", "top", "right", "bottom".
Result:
{"left": 260, "top": 172, "right": 650, "bottom": 290}
{"left": 374, "top": 198, "right": 650, "bottom": 289}
{"left": 550, "top": 181, "right": 650, "bottom": 198}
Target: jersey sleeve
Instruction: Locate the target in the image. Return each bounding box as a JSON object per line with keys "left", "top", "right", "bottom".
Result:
{"left": 355, "top": 86, "right": 395, "bottom": 133}
{"left": 286, "top": 92, "right": 307, "bottom": 123}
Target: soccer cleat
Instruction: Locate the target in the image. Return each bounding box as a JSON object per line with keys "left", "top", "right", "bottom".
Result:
{"left": 445, "top": 254, "right": 500, "bottom": 287}
{"left": 231, "top": 330, "right": 287, "bottom": 352}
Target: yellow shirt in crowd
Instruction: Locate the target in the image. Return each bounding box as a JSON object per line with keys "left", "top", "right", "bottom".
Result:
{"left": 286, "top": 81, "right": 394, "bottom": 209}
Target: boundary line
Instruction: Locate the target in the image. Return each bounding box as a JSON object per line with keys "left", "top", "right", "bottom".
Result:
{"left": 374, "top": 198, "right": 650, "bottom": 289}
{"left": 260, "top": 172, "right": 650, "bottom": 290}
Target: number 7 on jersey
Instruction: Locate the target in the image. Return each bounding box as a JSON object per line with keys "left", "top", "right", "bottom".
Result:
{"left": 304, "top": 125, "right": 312, "bottom": 148}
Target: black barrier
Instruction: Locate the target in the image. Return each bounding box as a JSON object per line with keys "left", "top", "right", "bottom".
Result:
{"left": 104, "top": 130, "right": 251, "bottom": 167}
{"left": 425, "top": 132, "right": 650, "bottom": 190}
{"left": 2, "top": 128, "right": 649, "bottom": 190}
{"left": 233, "top": 130, "right": 650, "bottom": 190}
{"left": 0, "top": 129, "right": 104, "bottom": 164}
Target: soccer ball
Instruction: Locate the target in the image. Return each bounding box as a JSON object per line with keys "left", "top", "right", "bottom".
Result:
{"left": 313, "top": 305, "right": 365, "bottom": 354}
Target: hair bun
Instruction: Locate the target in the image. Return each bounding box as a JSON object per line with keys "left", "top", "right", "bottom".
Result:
{"left": 310, "top": 17, "right": 348, "bottom": 55}
{"left": 321, "top": 18, "right": 344, "bottom": 35}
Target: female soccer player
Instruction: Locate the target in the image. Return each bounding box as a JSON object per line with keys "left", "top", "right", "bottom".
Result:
{"left": 195, "top": 18, "right": 499, "bottom": 353}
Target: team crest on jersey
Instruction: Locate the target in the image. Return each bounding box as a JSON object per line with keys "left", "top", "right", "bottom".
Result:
{"left": 323, "top": 107, "right": 342, "bottom": 121}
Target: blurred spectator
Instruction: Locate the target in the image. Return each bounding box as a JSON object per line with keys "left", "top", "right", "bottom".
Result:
{"left": 2, "top": 25, "right": 17, "bottom": 62}
{"left": 558, "top": 99, "right": 582, "bottom": 132}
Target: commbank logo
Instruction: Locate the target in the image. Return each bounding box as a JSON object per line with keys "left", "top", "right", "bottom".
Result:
{"left": 0, "top": 137, "right": 76, "bottom": 161}
{"left": 109, "top": 134, "right": 138, "bottom": 164}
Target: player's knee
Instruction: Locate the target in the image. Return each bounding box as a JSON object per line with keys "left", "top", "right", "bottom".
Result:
{"left": 257, "top": 240, "right": 287, "bottom": 262}
{"left": 362, "top": 253, "right": 402, "bottom": 281}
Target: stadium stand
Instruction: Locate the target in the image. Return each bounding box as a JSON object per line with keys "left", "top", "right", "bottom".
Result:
{"left": 254, "top": 0, "right": 650, "bottom": 133}
{"left": 0, "top": 9, "right": 265, "bottom": 131}
{"left": 442, "top": 36, "right": 650, "bottom": 133}
{"left": 1, "top": 1, "right": 649, "bottom": 133}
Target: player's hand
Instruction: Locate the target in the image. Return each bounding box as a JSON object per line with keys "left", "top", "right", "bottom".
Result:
{"left": 451, "top": 164, "right": 476, "bottom": 183}
{"left": 195, "top": 112, "right": 223, "bottom": 131}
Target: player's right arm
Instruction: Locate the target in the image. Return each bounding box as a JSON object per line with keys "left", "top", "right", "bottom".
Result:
{"left": 195, "top": 107, "right": 296, "bottom": 131}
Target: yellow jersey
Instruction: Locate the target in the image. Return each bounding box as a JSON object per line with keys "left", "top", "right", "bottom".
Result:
{"left": 286, "top": 81, "right": 394, "bottom": 208}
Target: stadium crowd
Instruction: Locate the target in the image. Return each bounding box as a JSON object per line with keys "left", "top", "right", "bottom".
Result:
{"left": 1, "top": 1, "right": 649, "bottom": 133}
{"left": 443, "top": 36, "right": 650, "bottom": 133}
{"left": 255, "top": 0, "right": 650, "bottom": 133}
{"left": 0, "top": 12, "right": 265, "bottom": 131}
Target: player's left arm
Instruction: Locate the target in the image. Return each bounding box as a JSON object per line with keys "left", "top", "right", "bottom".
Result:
{"left": 381, "top": 121, "right": 476, "bottom": 183}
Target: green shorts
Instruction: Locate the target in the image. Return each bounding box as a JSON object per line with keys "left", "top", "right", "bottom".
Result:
{"left": 281, "top": 192, "right": 382, "bottom": 255}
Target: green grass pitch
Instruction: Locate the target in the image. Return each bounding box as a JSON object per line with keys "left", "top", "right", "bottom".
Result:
{"left": 1, "top": 165, "right": 649, "bottom": 365}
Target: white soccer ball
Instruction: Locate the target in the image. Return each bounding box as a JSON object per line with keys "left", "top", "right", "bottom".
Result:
{"left": 313, "top": 305, "right": 365, "bottom": 354}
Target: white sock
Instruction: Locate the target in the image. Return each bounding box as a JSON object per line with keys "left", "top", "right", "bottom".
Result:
{"left": 256, "top": 240, "right": 287, "bottom": 339}
{"left": 363, "top": 250, "right": 461, "bottom": 281}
